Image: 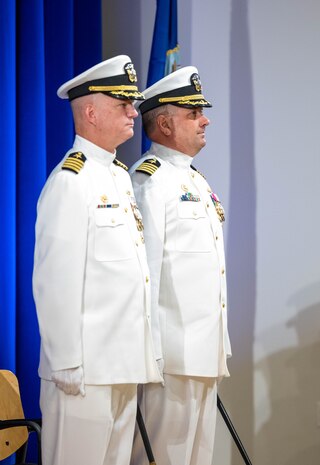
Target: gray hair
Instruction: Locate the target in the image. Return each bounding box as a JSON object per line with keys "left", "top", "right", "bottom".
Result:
{"left": 142, "top": 104, "right": 172, "bottom": 138}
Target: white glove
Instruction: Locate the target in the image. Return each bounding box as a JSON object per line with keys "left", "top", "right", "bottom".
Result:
{"left": 52, "top": 366, "right": 85, "bottom": 396}
{"left": 157, "top": 358, "right": 165, "bottom": 387}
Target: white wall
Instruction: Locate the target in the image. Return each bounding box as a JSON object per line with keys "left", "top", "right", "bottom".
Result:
{"left": 103, "top": 1, "right": 320, "bottom": 463}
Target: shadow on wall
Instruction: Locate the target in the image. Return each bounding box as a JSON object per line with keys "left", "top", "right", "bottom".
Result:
{"left": 222, "top": 0, "right": 256, "bottom": 463}
{"left": 255, "top": 285, "right": 320, "bottom": 465}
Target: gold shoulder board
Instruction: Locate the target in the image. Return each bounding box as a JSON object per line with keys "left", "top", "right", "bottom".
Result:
{"left": 136, "top": 158, "right": 161, "bottom": 176}
{"left": 61, "top": 152, "right": 86, "bottom": 174}
{"left": 191, "top": 164, "right": 206, "bottom": 179}
{"left": 113, "top": 159, "right": 128, "bottom": 171}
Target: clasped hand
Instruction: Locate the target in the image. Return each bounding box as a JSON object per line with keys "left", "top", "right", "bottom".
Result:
{"left": 52, "top": 366, "right": 85, "bottom": 396}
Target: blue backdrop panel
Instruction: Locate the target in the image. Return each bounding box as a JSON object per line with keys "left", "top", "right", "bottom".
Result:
{"left": 0, "top": 0, "right": 17, "bottom": 374}
{"left": 0, "top": 0, "right": 102, "bottom": 461}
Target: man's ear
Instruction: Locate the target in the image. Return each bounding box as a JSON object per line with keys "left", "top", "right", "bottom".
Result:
{"left": 157, "top": 114, "right": 171, "bottom": 136}
{"left": 85, "top": 103, "right": 96, "bottom": 125}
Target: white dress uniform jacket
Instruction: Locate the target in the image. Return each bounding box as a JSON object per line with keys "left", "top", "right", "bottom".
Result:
{"left": 130, "top": 142, "right": 231, "bottom": 378}
{"left": 33, "top": 135, "right": 161, "bottom": 385}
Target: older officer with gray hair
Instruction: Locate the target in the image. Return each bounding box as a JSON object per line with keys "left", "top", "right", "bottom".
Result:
{"left": 33, "top": 55, "right": 162, "bottom": 465}
{"left": 129, "top": 66, "right": 232, "bottom": 465}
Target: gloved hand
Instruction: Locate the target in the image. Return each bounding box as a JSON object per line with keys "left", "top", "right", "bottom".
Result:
{"left": 52, "top": 366, "right": 85, "bottom": 396}
{"left": 157, "top": 358, "right": 165, "bottom": 387}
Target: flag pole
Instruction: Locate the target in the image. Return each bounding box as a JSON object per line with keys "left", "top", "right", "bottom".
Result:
{"left": 217, "top": 395, "right": 253, "bottom": 465}
{"left": 136, "top": 404, "right": 156, "bottom": 465}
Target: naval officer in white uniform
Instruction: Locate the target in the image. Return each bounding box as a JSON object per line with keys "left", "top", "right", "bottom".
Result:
{"left": 33, "top": 55, "right": 162, "bottom": 465}
{"left": 129, "top": 67, "right": 231, "bottom": 465}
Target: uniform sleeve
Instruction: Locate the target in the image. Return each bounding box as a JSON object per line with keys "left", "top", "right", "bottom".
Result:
{"left": 131, "top": 173, "right": 165, "bottom": 361}
{"left": 33, "top": 171, "right": 88, "bottom": 372}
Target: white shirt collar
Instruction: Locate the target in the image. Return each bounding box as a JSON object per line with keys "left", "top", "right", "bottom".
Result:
{"left": 73, "top": 135, "right": 116, "bottom": 167}
{"left": 149, "top": 142, "right": 193, "bottom": 169}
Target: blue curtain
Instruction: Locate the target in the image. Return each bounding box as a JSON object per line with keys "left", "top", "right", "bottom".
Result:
{"left": 0, "top": 0, "right": 101, "bottom": 461}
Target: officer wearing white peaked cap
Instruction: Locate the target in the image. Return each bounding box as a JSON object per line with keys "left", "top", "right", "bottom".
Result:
{"left": 33, "top": 55, "right": 162, "bottom": 465}
{"left": 130, "top": 66, "right": 231, "bottom": 465}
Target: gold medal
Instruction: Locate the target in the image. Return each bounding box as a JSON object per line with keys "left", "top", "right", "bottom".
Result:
{"left": 130, "top": 198, "right": 144, "bottom": 232}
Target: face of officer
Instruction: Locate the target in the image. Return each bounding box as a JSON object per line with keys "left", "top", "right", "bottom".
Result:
{"left": 72, "top": 93, "right": 138, "bottom": 153}
{"left": 157, "top": 105, "right": 210, "bottom": 157}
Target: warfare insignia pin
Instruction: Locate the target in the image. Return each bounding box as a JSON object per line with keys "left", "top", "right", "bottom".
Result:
{"left": 124, "top": 62, "right": 137, "bottom": 83}
{"left": 181, "top": 184, "right": 189, "bottom": 192}
{"left": 191, "top": 73, "right": 202, "bottom": 92}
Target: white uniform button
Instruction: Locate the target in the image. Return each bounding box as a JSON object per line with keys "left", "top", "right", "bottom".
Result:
{"left": 193, "top": 211, "right": 197, "bottom": 217}
{"left": 112, "top": 172, "right": 116, "bottom": 176}
{"left": 222, "top": 302, "right": 226, "bottom": 309}
{"left": 215, "top": 235, "right": 219, "bottom": 240}
{"left": 111, "top": 218, "right": 115, "bottom": 224}
{"left": 191, "top": 172, "right": 195, "bottom": 178}
{"left": 135, "top": 241, "right": 139, "bottom": 247}
{"left": 127, "top": 190, "right": 131, "bottom": 196}
{"left": 206, "top": 202, "right": 210, "bottom": 208}
{"left": 124, "top": 208, "right": 128, "bottom": 213}
{"left": 221, "top": 268, "right": 225, "bottom": 275}
{"left": 146, "top": 276, "right": 149, "bottom": 283}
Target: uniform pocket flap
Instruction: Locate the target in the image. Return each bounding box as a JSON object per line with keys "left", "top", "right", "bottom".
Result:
{"left": 178, "top": 201, "right": 206, "bottom": 219}
{"left": 94, "top": 208, "right": 124, "bottom": 227}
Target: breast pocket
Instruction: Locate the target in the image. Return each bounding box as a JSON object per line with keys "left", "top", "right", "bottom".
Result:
{"left": 94, "top": 209, "right": 135, "bottom": 261}
{"left": 176, "top": 202, "right": 214, "bottom": 252}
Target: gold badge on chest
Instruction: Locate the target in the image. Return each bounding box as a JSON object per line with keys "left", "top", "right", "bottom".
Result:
{"left": 130, "top": 197, "right": 144, "bottom": 232}
{"left": 210, "top": 192, "right": 225, "bottom": 223}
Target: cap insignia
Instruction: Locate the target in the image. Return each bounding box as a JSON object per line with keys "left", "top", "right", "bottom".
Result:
{"left": 136, "top": 158, "right": 161, "bottom": 176}
{"left": 113, "top": 159, "right": 128, "bottom": 171}
{"left": 124, "top": 62, "right": 137, "bottom": 83}
{"left": 191, "top": 73, "right": 202, "bottom": 92}
{"left": 61, "top": 152, "right": 86, "bottom": 174}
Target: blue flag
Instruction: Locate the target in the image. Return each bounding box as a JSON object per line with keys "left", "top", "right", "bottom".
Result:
{"left": 142, "top": 0, "right": 180, "bottom": 153}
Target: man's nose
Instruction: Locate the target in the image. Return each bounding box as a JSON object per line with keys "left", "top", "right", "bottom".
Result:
{"left": 127, "top": 104, "right": 138, "bottom": 118}
{"left": 201, "top": 114, "right": 210, "bottom": 126}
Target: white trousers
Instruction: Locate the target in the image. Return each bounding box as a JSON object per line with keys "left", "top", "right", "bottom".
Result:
{"left": 40, "top": 380, "right": 137, "bottom": 465}
{"left": 131, "top": 374, "right": 218, "bottom": 465}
